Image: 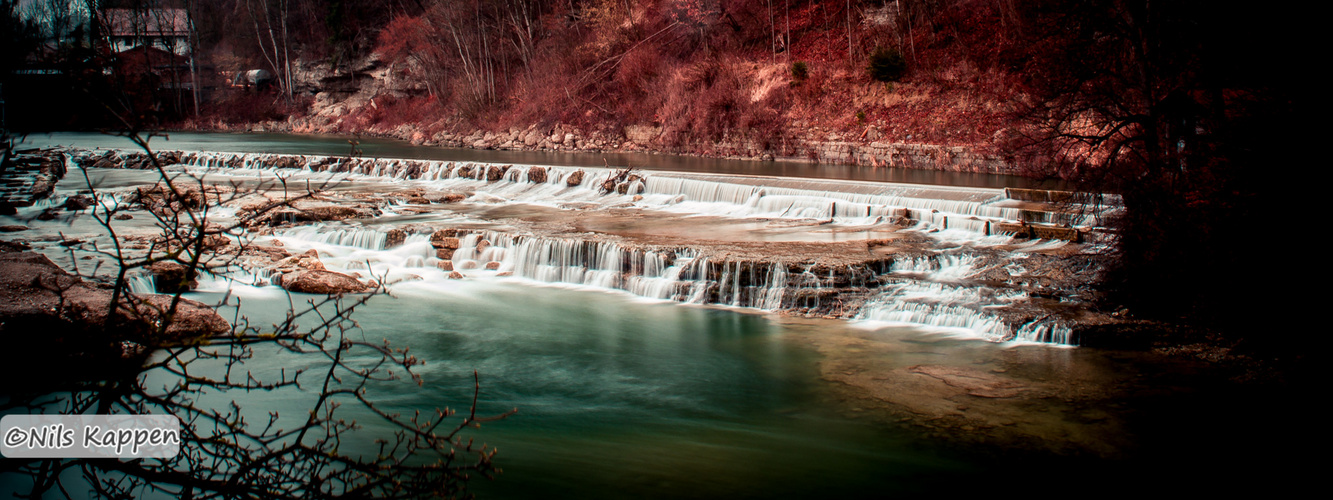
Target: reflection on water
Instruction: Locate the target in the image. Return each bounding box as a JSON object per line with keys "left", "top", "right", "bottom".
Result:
{"left": 174, "top": 277, "right": 1153, "bottom": 499}
{"left": 3, "top": 132, "right": 1303, "bottom": 497}
{"left": 20, "top": 131, "right": 1058, "bottom": 189}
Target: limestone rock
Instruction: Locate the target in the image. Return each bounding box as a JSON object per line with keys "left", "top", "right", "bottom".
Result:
{"left": 384, "top": 229, "right": 407, "bottom": 248}
{"left": 297, "top": 205, "right": 361, "bottom": 222}
{"left": 566, "top": 170, "right": 585, "bottom": 187}
{"left": 527, "top": 166, "right": 548, "bottom": 183}
{"left": 276, "top": 269, "right": 372, "bottom": 295}
{"left": 147, "top": 261, "right": 198, "bottom": 294}
{"left": 62, "top": 195, "right": 94, "bottom": 211}
{"left": 272, "top": 249, "right": 327, "bottom": 273}
{"left": 487, "top": 165, "right": 511, "bottom": 181}
{"left": 425, "top": 192, "right": 467, "bottom": 203}
{"left": 432, "top": 236, "right": 461, "bottom": 250}
{"left": 0, "top": 249, "right": 229, "bottom": 381}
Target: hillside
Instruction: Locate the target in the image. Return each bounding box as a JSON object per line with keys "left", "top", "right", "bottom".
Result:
{"left": 184, "top": 0, "right": 1037, "bottom": 173}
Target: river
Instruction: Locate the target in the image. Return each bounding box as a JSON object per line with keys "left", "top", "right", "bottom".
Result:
{"left": 0, "top": 132, "right": 1304, "bottom": 497}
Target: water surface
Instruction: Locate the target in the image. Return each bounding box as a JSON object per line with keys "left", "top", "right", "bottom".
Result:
{"left": 19, "top": 131, "right": 1058, "bottom": 189}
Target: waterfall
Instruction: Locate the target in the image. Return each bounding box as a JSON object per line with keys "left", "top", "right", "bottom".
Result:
{"left": 165, "top": 151, "right": 1118, "bottom": 237}
{"left": 140, "top": 151, "right": 1096, "bottom": 346}
{"left": 863, "top": 251, "right": 1073, "bottom": 344}
{"left": 278, "top": 226, "right": 388, "bottom": 250}
{"left": 126, "top": 273, "right": 156, "bottom": 294}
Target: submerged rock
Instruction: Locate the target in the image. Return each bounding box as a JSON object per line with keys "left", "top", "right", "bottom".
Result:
{"left": 425, "top": 192, "right": 467, "bottom": 203}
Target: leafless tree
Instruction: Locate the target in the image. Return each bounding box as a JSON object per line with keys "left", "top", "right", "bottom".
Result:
{"left": 2, "top": 124, "right": 513, "bottom": 498}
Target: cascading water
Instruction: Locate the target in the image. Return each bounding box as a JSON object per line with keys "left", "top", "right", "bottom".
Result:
{"left": 159, "top": 151, "right": 1117, "bottom": 236}
{"left": 80, "top": 150, "right": 1093, "bottom": 346}
{"left": 859, "top": 253, "right": 1072, "bottom": 344}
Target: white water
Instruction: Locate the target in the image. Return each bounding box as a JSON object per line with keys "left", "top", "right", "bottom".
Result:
{"left": 263, "top": 224, "right": 1074, "bottom": 345}
{"left": 158, "top": 151, "right": 1118, "bottom": 234}
{"left": 60, "top": 150, "right": 1090, "bottom": 346}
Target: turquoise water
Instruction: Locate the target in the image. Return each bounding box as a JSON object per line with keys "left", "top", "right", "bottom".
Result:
{"left": 181, "top": 281, "right": 984, "bottom": 498}
{"left": 1, "top": 132, "right": 1304, "bottom": 497}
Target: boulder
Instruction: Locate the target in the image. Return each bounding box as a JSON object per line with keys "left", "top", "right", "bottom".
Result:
{"left": 436, "top": 248, "right": 455, "bottom": 260}
{"left": 147, "top": 261, "right": 198, "bottom": 294}
{"left": 433, "top": 237, "right": 461, "bottom": 250}
{"left": 62, "top": 195, "right": 94, "bottom": 211}
{"left": 437, "top": 260, "right": 454, "bottom": 271}
{"left": 430, "top": 229, "right": 461, "bottom": 249}
{"left": 523, "top": 129, "right": 542, "bottom": 146}
{"left": 486, "top": 165, "right": 511, "bottom": 182}
{"left": 484, "top": 261, "right": 502, "bottom": 270}
{"left": 527, "top": 166, "right": 548, "bottom": 183}
{"left": 272, "top": 249, "right": 327, "bottom": 273}
{"left": 447, "top": 271, "right": 465, "bottom": 279}
{"left": 0, "top": 249, "right": 229, "bottom": 382}
{"left": 276, "top": 269, "right": 372, "bottom": 294}
{"left": 566, "top": 170, "right": 585, "bottom": 187}
{"left": 384, "top": 229, "right": 407, "bottom": 248}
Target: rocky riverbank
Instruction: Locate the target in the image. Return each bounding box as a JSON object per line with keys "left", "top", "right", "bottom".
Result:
{"left": 0, "top": 240, "right": 229, "bottom": 384}
{"left": 195, "top": 116, "right": 1021, "bottom": 175}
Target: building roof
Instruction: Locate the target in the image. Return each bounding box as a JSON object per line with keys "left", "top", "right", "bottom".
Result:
{"left": 99, "top": 8, "right": 190, "bottom": 38}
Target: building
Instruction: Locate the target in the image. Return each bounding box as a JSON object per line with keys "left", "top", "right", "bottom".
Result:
{"left": 98, "top": 8, "right": 192, "bottom": 56}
